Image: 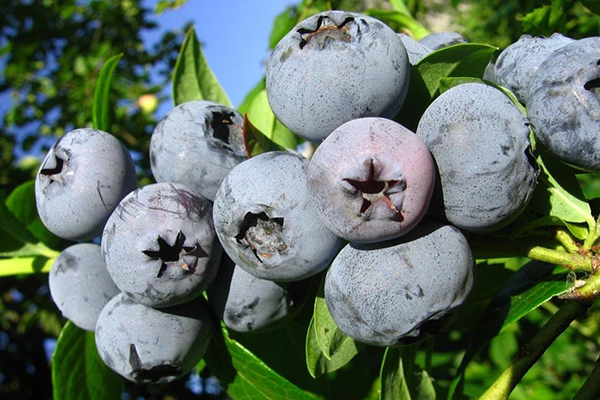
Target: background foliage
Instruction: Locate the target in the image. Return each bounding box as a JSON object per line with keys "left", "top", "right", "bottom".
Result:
{"left": 1, "top": 0, "right": 600, "bottom": 399}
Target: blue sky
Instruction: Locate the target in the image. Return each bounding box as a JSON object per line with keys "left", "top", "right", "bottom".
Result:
{"left": 145, "top": 0, "right": 295, "bottom": 111}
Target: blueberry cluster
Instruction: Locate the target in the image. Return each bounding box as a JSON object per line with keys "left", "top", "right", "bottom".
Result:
{"left": 36, "top": 8, "right": 591, "bottom": 385}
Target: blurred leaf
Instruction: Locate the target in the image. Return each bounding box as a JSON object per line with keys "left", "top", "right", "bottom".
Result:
{"left": 246, "top": 90, "right": 303, "bottom": 150}
{"left": 395, "top": 43, "right": 496, "bottom": 131}
{"left": 52, "top": 321, "right": 123, "bottom": 400}
{"left": 155, "top": 0, "right": 189, "bottom": 14}
{"left": 305, "top": 317, "right": 361, "bottom": 378}
{"left": 519, "top": 1, "right": 567, "bottom": 36}
{"left": 581, "top": 0, "right": 600, "bottom": 14}
{"left": 172, "top": 26, "right": 232, "bottom": 107}
{"left": 0, "top": 199, "right": 59, "bottom": 258}
{"left": 365, "top": 9, "right": 429, "bottom": 39}
{"left": 389, "top": 0, "right": 411, "bottom": 15}
{"left": 269, "top": 6, "right": 299, "bottom": 49}
{"left": 380, "top": 347, "right": 436, "bottom": 400}
{"left": 0, "top": 256, "right": 53, "bottom": 276}
{"left": 448, "top": 261, "right": 569, "bottom": 400}
{"left": 207, "top": 326, "right": 320, "bottom": 400}
{"left": 242, "top": 114, "right": 287, "bottom": 158}
{"left": 532, "top": 143, "right": 593, "bottom": 225}
{"left": 92, "top": 54, "right": 122, "bottom": 131}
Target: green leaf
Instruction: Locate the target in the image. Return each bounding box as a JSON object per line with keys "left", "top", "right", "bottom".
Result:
{"left": 52, "top": 321, "right": 123, "bottom": 400}
{"left": 246, "top": 90, "right": 303, "bottom": 150}
{"left": 532, "top": 142, "right": 593, "bottom": 226}
{"left": 172, "top": 27, "right": 232, "bottom": 107}
{"left": 519, "top": 1, "right": 567, "bottom": 36}
{"left": 242, "top": 114, "right": 287, "bottom": 157}
{"left": 448, "top": 261, "right": 569, "bottom": 400}
{"left": 313, "top": 279, "right": 359, "bottom": 361}
{"left": 305, "top": 317, "right": 361, "bottom": 378}
{"left": 395, "top": 43, "right": 497, "bottom": 131}
{"left": 0, "top": 199, "right": 59, "bottom": 259}
{"left": 207, "top": 326, "right": 320, "bottom": 400}
{"left": 92, "top": 54, "right": 123, "bottom": 131}
{"left": 6, "top": 180, "right": 62, "bottom": 248}
{"left": 380, "top": 347, "right": 435, "bottom": 400}
{"left": 380, "top": 348, "right": 412, "bottom": 400}
{"left": 577, "top": 173, "right": 600, "bottom": 200}
{"left": 0, "top": 256, "right": 54, "bottom": 276}
{"left": 512, "top": 215, "right": 589, "bottom": 241}
{"left": 238, "top": 79, "right": 266, "bottom": 114}
{"left": 269, "top": 6, "right": 299, "bottom": 49}
{"left": 389, "top": 0, "right": 411, "bottom": 15}
{"left": 155, "top": 0, "right": 188, "bottom": 14}
{"left": 365, "top": 9, "right": 429, "bottom": 40}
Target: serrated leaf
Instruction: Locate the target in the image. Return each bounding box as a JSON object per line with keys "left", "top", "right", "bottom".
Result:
{"left": 242, "top": 114, "right": 286, "bottom": 157}
{"left": 207, "top": 326, "right": 320, "bottom": 400}
{"left": 172, "top": 27, "right": 232, "bottom": 107}
{"left": 532, "top": 143, "right": 593, "bottom": 225}
{"left": 395, "top": 43, "right": 497, "bottom": 131}
{"left": 0, "top": 256, "right": 54, "bottom": 276}
{"left": 305, "top": 317, "right": 361, "bottom": 378}
{"left": 92, "top": 54, "right": 122, "bottom": 131}
{"left": 52, "top": 321, "right": 123, "bottom": 400}
{"left": 448, "top": 261, "right": 569, "bottom": 400}
{"left": 6, "top": 180, "right": 62, "bottom": 248}
{"left": 246, "top": 90, "right": 303, "bottom": 150}
{"left": 0, "top": 199, "right": 58, "bottom": 259}
{"left": 365, "top": 9, "right": 429, "bottom": 40}
{"left": 380, "top": 347, "right": 435, "bottom": 400}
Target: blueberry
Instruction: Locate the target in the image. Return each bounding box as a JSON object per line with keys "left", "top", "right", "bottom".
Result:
{"left": 398, "top": 33, "right": 433, "bottom": 65}
{"left": 307, "top": 117, "right": 435, "bottom": 243}
{"left": 494, "top": 33, "right": 574, "bottom": 104}
{"left": 213, "top": 151, "right": 343, "bottom": 282}
{"left": 150, "top": 100, "right": 247, "bottom": 201}
{"left": 527, "top": 37, "right": 600, "bottom": 171}
{"left": 49, "top": 243, "right": 119, "bottom": 331}
{"left": 324, "top": 219, "right": 473, "bottom": 347}
{"left": 95, "top": 292, "right": 212, "bottom": 384}
{"left": 419, "top": 31, "right": 467, "bottom": 50}
{"left": 416, "top": 83, "right": 537, "bottom": 232}
{"left": 207, "top": 256, "right": 307, "bottom": 333}
{"left": 35, "top": 128, "right": 137, "bottom": 241}
{"left": 101, "top": 182, "right": 221, "bottom": 307}
{"left": 266, "top": 10, "right": 410, "bottom": 142}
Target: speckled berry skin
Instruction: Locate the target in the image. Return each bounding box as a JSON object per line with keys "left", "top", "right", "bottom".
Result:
{"left": 266, "top": 10, "right": 409, "bottom": 142}
{"left": 527, "top": 37, "right": 600, "bottom": 171}
{"left": 49, "top": 243, "right": 119, "bottom": 332}
{"left": 35, "top": 128, "right": 137, "bottom": 241}
{"left": 398, "top": 33, "right": 432, "bottom": 65}
{"left": 417, "top": 83, "right": 537, "bottom": 232}
{"left": 149, "top": 100, "right": 247, "bottom": 201}
{"left": 324, "top": 219, "right": 473, "bottom": 347}
{"left": 207, "top": 257, "right": 307, "bottom": 333}
{"left": 213, "top": 151, "right": 344, "bottom": 282}
{"left": 307, "top": 117, "right": 435, "bottom": 243}
{"left": 95, "top": 293, "right": 212, "bottom": 384}
{"left": 494, "top": 33, "right": 573, "bottom": 104}
{"left": 101, "top": 182, "right": 221, "bottom": 308}
{"left": 419, "top": 31, "right": 466, "bottom": 50}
